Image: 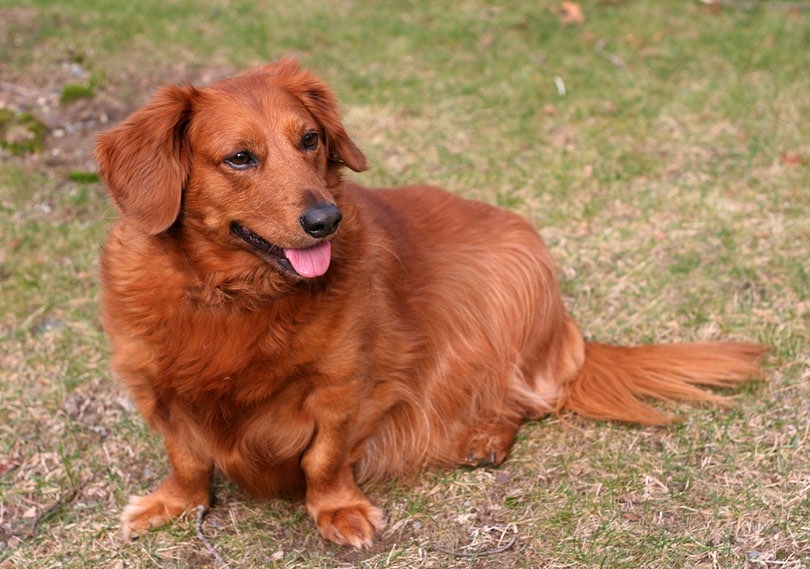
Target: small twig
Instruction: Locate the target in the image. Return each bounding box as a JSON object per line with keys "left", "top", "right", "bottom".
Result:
{"left": 29, "top": 478, "right": 90, "bottom": 538}
{"left": 195, "top": 505, "right": 230, "bottom": 569}
{"left": 0, "top": 81, "right": 59, "bottom": 103}
{"left": 595, "top": 39, "right": 627, "bottom": 69}
{"left": 700, "top": 0, "right": 810, "bottom": 10}
{"left": 434, "top": 525, "right": 518, "bottom": 558}
{"left": 554, "top": 76, "right": 567, "bottom": 97}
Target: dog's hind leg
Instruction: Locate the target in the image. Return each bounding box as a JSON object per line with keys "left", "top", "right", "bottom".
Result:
{"left": 457, "top": 418, "right": 521, "bottom": 467}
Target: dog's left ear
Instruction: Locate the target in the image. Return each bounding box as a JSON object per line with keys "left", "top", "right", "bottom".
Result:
{"left": 271, "top": 58, "right": 368, "bottom": 176}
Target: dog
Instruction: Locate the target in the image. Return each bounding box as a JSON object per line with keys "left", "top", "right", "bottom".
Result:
{"left": 95, "top": 58, "right": 766, "bottom": 548}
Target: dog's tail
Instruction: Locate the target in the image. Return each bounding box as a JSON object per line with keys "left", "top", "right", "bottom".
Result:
{"left": 556, "top": 341, "right": 768, "bottom": 425}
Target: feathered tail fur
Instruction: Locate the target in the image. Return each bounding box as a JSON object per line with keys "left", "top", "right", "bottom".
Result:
{"left": 557, "top": 342, "right": 768, "bottom": 425}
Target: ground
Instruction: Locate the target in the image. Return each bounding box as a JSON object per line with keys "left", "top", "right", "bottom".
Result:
{"left": 0, "top": 2, "right": 807, "bottom": 568}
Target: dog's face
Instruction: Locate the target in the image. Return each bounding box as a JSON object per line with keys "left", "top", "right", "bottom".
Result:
{"left": 96, "top": 59, "right": 367, "bottom": 279}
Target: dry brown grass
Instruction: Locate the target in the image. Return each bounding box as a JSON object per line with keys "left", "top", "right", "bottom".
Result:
{"left": 1, "top": 1, "right": 808, "bottom": 567}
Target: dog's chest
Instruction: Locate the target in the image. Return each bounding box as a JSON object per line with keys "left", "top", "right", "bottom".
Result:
{"left": 156, "top": 302, "right": 328, "bottom": 401}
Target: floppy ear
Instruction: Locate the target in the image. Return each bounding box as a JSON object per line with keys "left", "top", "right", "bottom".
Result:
{"left": 95, "top": 85, "right": 196, "bottom": 235}
{"left": 270, "top": 58, "right": 368, "bottom": 176}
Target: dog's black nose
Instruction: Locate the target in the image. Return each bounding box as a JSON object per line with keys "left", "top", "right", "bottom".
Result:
{"left": 299, "top": 202, "right": 342, "bottom": 238}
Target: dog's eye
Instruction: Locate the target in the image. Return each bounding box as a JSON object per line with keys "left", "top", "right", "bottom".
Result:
{"left": 301, "top": 131, "right": 319, "bottom": 152}
{"left": 224, "top": 151, "right": 257, "bottom": 170}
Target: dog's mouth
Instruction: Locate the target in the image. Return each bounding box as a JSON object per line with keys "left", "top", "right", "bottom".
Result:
{"left": 230, "top": 222, "right": 332, "bottom": 279}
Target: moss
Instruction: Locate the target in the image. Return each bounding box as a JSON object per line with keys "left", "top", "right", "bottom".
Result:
{"left": 60, "top": 83, "right": 94, "bottom": 104}
{"left": 0, "top": 109, "right": 47, "bottom": 155}
{"left": 67, "top": 170, "right": 100, "bottom": 184}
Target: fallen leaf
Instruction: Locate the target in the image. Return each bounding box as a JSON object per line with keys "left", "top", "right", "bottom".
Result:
{"left": 559, "top": 1, "right": 585, "bottom": 25}
{"left": 781, "top": 153, "right": 805, "bottom": 166}
{"left": 699, "top": 0, "right": 724, "bottom": 15}
{"left": 0, "top": 458, "right": 19, "bottom": 475}
{"left": 495, "top": 472, "right": 511, "bottom": 484}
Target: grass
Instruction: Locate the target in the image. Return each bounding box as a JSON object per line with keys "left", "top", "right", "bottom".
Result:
{"left": 59, "top": 84, "right": 94, "bottom": 104}
{"left": 0, "top": 110, "right": 46, "bottom": 155}
{"left": 0, "top": 0, "right": 808, "bottom": 567}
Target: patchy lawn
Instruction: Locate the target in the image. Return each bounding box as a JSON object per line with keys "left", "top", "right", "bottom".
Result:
{"left": 1, "top": 1, "right": 807, "bottom": 567}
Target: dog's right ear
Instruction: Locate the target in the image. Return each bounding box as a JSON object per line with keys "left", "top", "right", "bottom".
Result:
{"left": 95, "top": 86, "right": 196, "bottom": 235}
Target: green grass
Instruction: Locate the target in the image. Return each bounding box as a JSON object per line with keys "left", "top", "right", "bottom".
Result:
{"left": 59, "top": 83, "right": 94, "bottom": 104}
{"left": 1, "top": 1, "right": 808, "bottom": 567}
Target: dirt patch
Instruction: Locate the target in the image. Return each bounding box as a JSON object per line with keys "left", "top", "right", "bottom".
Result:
{"left": 0, "top": 60, "right": 117, "bottom": 175}
{"left": 0, "top": 63, "right": 242, "bottom": 176}
{"left": 0, "top": 7, "right": 234, "bottom": 176}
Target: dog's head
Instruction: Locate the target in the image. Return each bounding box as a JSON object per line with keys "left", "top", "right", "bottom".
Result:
{"left": 95, "top": 58, "right": 367, "bottom": 279}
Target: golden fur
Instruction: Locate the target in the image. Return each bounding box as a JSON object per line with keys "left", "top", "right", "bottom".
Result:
{"left": 96, "top": 59, "right": 766, "bottom": 548}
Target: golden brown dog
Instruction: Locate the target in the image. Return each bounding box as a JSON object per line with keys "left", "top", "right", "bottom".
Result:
{"left": 96, "top": 58, "right": 765, "bottom": 548}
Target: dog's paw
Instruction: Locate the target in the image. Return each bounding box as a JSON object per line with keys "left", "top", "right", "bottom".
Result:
{"left": 460, "top": 424, "right": 518, "bottom": 467}
{"left": 120, "top": 493, "right": 196, "bottom": 540}
{"left": 121, "top": 494, "right": 170, "bottom": 540}
{"left": 313, "top": 503, "right": 386, "bottom": 548}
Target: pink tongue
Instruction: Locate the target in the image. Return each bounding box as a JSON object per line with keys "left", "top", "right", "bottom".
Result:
{"left": 284, "top": 241, "right": 332, "bottom": 278}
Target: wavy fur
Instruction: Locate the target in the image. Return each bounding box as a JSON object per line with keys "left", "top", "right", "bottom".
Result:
{"left": 95, "top": 59, "right": 766, "bottom": 548}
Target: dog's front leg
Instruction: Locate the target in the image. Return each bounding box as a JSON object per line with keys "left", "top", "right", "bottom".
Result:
{"left": 121, "top": 436, "right": 213, "bottom": 540}
{"left": 301, "top": 414, "right": 385, "bottom": 548}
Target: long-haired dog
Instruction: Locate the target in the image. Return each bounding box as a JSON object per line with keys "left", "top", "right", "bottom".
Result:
{"left": 96, "top": 58, "right": 765, "bottom": 547}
